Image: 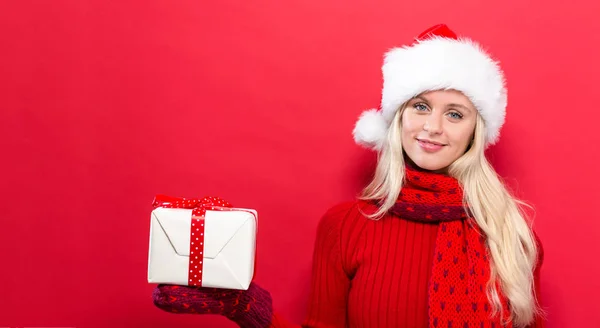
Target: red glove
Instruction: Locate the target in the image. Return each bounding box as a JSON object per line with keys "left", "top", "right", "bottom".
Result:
{"left": 152, "top": 282, "right": 274, "bottom": 328}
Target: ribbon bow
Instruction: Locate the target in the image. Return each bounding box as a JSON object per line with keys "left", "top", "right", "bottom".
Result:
{"left": 152, "top": 194, "right": 233, "bottom": 286}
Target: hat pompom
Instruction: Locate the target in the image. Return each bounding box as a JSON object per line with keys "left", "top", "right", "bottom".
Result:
{"left": 352, "top": 109, "right": 388, "bottom": 150}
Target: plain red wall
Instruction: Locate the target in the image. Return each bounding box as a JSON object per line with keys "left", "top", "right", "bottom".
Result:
{"left": 2, "top": 0, "right": 599, "bottom": 327}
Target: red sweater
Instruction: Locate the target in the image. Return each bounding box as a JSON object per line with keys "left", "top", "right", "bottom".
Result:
{"left": 268, "top": 200, "right": 544, "bottom": 328}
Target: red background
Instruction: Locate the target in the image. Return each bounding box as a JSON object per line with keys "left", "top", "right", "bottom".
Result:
{"left": 1, "top": 1, "right": 599, "bottom": 327}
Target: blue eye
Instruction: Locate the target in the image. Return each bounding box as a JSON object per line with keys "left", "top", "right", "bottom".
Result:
{"left": 414, "top": 103, "right": 429, "bottom": 111}
{"left": 447, "top": 112, "right": 463, "bottom": 120}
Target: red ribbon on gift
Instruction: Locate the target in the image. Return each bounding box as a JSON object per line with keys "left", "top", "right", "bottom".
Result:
{"left": 152, "top": 194, "right": 233, "bottom": 287}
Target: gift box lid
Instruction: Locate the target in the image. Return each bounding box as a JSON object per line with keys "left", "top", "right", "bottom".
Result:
{"left": 151, "top": 207, "right": 257, "bottom": 259}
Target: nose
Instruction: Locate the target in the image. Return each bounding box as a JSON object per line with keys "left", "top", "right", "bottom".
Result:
{"left": 423, "top": 114, "right": 443, "bottom": 135}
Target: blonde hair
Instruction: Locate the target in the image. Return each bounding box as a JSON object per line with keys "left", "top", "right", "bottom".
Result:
{"left": 359, "top": 104, "right": 545, "bottom": 327}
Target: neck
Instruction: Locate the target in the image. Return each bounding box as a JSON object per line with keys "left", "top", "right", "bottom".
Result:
{"left": 389, "top": 163, "right": 466, "bottom": 223}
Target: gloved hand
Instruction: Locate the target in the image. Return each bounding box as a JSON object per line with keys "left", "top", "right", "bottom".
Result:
{"left": 152, "top": 282, "right": 274, "bottom": 328}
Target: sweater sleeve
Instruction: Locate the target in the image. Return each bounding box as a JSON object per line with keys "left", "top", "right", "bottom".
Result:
{"left": 267, "top": 203, "right": 355, "bottom": 328}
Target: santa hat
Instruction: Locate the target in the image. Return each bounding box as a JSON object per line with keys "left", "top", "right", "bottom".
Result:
{"left": 352, "top": 24, "right": 507, "bottom": 150}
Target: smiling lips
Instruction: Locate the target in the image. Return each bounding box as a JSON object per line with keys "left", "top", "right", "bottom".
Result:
{"left": 417, "top": 138, "right": 446, "bottom": 152}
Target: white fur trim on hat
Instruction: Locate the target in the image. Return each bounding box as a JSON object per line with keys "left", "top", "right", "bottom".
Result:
{"left": 353, "top": 36, "right": 507, "bottom": 150}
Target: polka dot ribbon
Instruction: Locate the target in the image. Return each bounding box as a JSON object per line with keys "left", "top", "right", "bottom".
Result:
{"left": 152, "top": 194, "right": 233, "bottom": 287}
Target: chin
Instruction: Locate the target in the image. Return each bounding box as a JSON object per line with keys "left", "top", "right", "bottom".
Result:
{"left": 415, "top": 162, "right": 447, "bottom": 172}
{"left": 407, "top": 154, "right": 452, "bottom": 172}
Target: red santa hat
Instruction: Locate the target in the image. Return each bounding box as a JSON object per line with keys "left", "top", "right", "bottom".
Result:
{"left": 352, "top": 24, "right": 507, "bottom": 150}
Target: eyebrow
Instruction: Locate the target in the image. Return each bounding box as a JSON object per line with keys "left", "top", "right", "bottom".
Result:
{"left": 414, "top": 95, "right": 429, "bottom": 103}
{"left": 413, "top": 95, "right": 473, "bottom": 113}
{"left": 448, "top": 103, "right": 472, "bottom": 113}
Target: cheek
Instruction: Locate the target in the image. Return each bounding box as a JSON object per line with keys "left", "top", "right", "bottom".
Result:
{"left": 401, "top": 113, "right": 421, "bottom": 136}
{"left": 448, "top": 127, "right": 475, "bottom": 149}
{"left": 400, "top": 118, "right": 418, "bottom": 148}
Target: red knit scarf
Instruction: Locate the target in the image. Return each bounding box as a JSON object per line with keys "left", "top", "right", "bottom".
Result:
{"left": 390, "top": 165, "right": 513, "bottom": 328}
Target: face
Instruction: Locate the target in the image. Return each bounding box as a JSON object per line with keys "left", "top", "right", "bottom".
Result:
{"left": 401, "top": 89, "right": 477, "bottom": 172}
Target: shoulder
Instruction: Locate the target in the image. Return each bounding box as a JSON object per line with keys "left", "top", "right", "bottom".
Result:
{"left": 313, "top": 200, "right": 377, "bottom": 272}
{"left": 316, "top": 199, "right": 379, "bottom": 236}
{"left": 320, "top": 199, "right": 378, "bottom": 222}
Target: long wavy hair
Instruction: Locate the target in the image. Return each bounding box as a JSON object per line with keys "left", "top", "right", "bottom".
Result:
{"left": 358, "top": 103, "right": 544, "bottom": 326}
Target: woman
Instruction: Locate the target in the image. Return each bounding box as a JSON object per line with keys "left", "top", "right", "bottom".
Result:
{"left": 152, "top": 24, "right": 545, "bottom": 328}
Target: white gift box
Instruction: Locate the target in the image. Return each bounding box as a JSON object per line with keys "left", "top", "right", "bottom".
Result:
{"left": 147, "top": 205, "right": 257, "bottom": 290}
